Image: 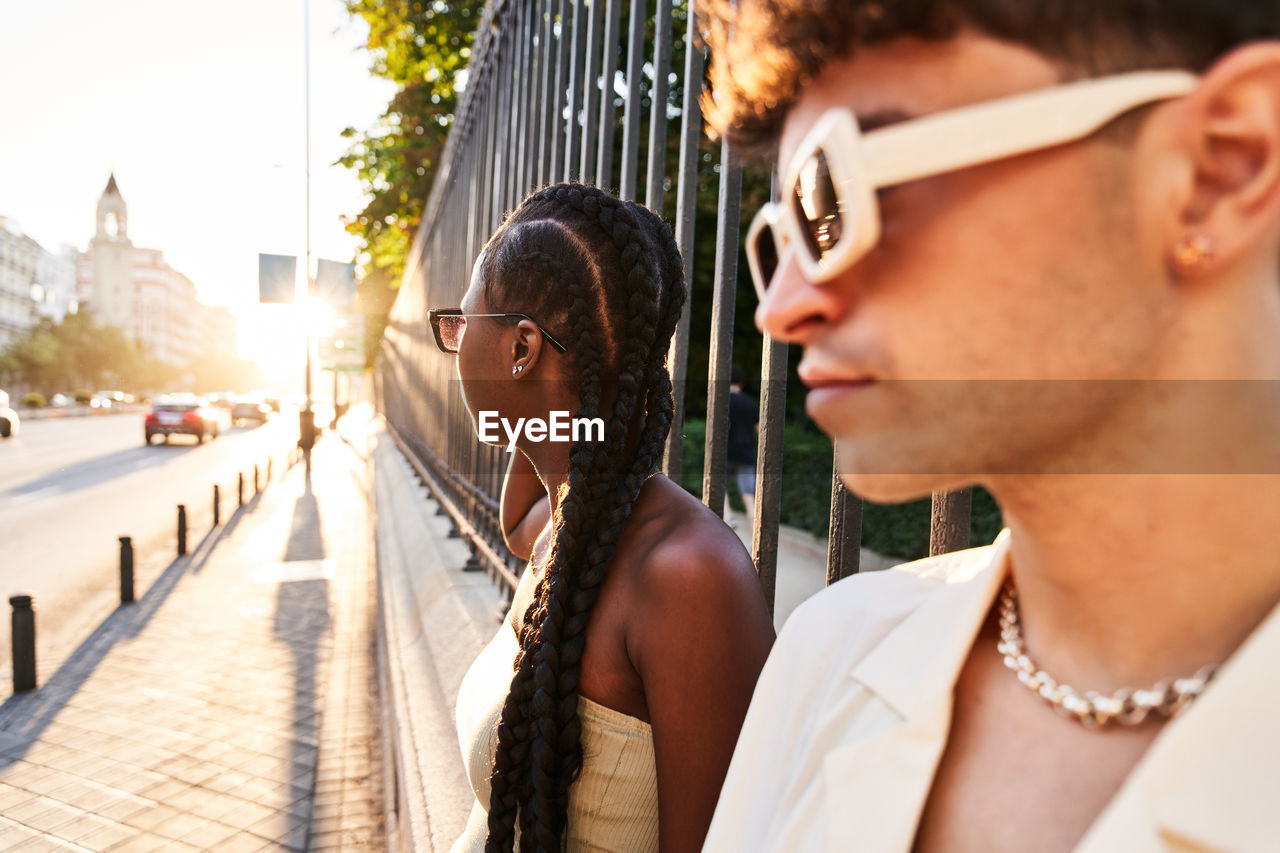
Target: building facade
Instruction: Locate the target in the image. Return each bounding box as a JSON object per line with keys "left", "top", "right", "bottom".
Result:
{"left": 76, "top": 175, "right": 231, "bottom": 367}
{"left": 0, "top": 218, "right": 41, "bottom": 348}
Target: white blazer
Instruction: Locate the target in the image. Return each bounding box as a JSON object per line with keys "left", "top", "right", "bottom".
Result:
{"left": 704, "top": 530, "right": 1280, "bottom": 852}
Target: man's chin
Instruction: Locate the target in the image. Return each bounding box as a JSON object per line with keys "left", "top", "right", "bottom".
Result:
{"left": 833, "top": 439, "right": 980, "bottom": 503}
{"left": 837, "top": 472, "right": 950, "bottom": 504}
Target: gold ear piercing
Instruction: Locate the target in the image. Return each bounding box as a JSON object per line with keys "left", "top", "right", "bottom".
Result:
{"left": 1173, "top": 234, "right": 1215, "bottom": 269}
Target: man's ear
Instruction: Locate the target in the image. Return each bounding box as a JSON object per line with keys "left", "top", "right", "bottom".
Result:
{"left": 1168, "top": 43, "right": 1280, "bottom": 278}
{"left": 509, "top": 319, "right": 543, "bottom": 376}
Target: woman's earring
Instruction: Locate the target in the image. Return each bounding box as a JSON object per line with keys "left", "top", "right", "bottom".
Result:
{"left": 512, "top": 364, "right": 523, "bottom": 375}
{"left": 1173, "top": 234, "right": 1215, "bottom": 270}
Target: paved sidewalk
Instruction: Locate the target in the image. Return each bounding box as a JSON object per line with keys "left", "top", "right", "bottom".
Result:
{"left": 0, "top": 429, "right": 383, "bottom": 852}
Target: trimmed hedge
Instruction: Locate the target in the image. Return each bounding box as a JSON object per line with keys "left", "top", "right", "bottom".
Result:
{"left": 677, "top": 418, "right": 1004, "bottom": 561}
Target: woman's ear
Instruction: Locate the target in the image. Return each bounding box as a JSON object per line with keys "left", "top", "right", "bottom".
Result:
{"left": 509, "top": 319, "right": 543, "bottom": 377}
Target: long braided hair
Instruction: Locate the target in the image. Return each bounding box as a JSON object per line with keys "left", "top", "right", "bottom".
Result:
{"left": 479, "top": 182, "right": 686, "bottom": 852}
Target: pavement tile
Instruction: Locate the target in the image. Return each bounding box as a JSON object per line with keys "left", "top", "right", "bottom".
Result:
{"left": 216, "top": 800, "right": 278, "bottom": 831}
{"left": 19, "top": 801, "right": 84, "bottom": 835}
{"left": 0, "top": 824, "right": 42, "bottom": 848}
{"left": 174, "top": 818, "right": 242, "bottom": 849}
{"left": 44, "top": 812, "right": 116, "bottom": 844}
{"left": 8, "top": 836, "right": 80, "bottom": 853}
{"left": 103, "top": 834, "right": 169, "bottom": 853}
{"left": 207, "top": 830, "right": 275, "bottom": 853}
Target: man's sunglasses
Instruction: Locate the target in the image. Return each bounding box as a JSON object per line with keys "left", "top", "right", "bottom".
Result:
{"left": 746, "top": 70, "right": 1200, "bottom": 300}
{"left": 427, "top": 309, "right": 569, "bottom": 355}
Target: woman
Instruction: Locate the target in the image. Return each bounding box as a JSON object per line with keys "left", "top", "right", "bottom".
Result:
{"left": 435, "top": 183, "right": 775, "bottom": 853}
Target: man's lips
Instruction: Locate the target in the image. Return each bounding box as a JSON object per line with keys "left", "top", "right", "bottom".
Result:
{"left": 800, "top": 368, "right": 878, "bottom": 422}
{"left": 801, "top": 377, "right": 876, "bottom": 390}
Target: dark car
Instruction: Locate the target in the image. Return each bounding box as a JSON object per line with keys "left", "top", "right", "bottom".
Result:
{"left": 145, "top": 394, "right": 220, "bottom": 444}
{"left": 231, "top": 397, "right": 272, "bottom": 426}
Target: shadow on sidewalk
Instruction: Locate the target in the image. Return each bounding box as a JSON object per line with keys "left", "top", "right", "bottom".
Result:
{"left": 0, "top": 490, "right": 259, "bottom": 759}
{"left": 271, "top": 469, "right": 331, "bottom": 845}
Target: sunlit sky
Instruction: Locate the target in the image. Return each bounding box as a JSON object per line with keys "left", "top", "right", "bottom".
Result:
{"left": 0, "top": 0, "right": 397, "bottom": 387}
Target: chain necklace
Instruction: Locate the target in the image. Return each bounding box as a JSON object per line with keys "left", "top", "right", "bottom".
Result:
{"left": 996, "top": 580, "right": 1219, "bottom": 728}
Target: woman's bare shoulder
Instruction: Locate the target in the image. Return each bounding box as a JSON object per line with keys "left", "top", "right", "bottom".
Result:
{"left": 625, "top": 476, "right": 764, "bottom": 616}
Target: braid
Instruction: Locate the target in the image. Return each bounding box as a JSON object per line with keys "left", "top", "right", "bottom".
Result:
{"left": 482, "top": 182, "right": 687, "bottom": 852}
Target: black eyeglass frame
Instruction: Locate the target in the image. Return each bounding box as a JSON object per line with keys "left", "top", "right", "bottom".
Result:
{"left": 427, "top": 308, "right": 569, "bottom": 355}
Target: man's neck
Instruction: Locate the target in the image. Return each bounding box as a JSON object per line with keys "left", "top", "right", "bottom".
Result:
{"left": 988, "top": 473, "right": 1280, "bottom": 693}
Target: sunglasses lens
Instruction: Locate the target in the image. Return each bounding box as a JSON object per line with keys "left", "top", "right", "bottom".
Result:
{"left": 790, "top": 147, "right": 843, "bottom": 265}
{"left": 437, "top": 315, "right": 466, "bottom": 352}
{"left": 752, "top": 225, "right": 780, "bottom": 295}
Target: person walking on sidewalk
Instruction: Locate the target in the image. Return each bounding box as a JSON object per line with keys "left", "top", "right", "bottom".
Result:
{"left": 429, "top": 182, "right": 775, "bottom": 853}
{"left": 724, "top": 365, "right": 759, "bottom": 530}
{"left": 697, "top": 1, "right": 1280, "bottom": 851}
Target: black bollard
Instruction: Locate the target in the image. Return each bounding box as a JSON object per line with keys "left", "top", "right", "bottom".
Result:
{"left": 177, "top": 504, "right": 187, "bottom": 557}
{"left": 238, "top": 471, "right": 244, "bottom": 507}
{"left": 213, "top": 484, "right": 221, "bottom": 527}
{"left": 10, "top": 595, "right": 36, "bottom": 692}
{"left": 267, "top": 458, "right": 273, "bottom": 482}
{"left": 119, "top": 536, "right": 135, "bottom": 604}
{"left": 253, "top": 464, "right": 260, "bottom": 494}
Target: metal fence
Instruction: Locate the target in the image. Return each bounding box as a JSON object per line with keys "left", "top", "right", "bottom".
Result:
{"left": 375, "top": 0, "right": 972, "bottom": 614}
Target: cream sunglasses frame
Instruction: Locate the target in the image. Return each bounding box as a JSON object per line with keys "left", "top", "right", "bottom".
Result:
{"left": 746, "top": 70, "right": 1201, "bottom": 300}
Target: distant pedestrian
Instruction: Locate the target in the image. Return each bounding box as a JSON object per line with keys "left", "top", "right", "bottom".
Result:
{"left": 724, "top": 365, "right": 758, "bottom": 528}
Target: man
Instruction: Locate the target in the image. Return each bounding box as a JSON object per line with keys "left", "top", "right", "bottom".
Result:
{"left": 700, "top": 2, "right": 1280, "bottom": 851}
{"left": 724, "top": 365, "right": 759, "bottom": 528}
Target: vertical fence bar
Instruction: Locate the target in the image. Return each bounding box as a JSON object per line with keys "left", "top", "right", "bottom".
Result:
{"left": 596, "top": 0, "right": 622, "bottom": 186}
{"left": 538, "top": 0, "right": 556, "bottom": 186}
{"left": 579, "top": 0, "right": 604, "bottom": 182}
{"left": 644, "top": 0, "right": 672, "bottom": 210}
{"left": 662, "top": 0, "right": 704, "bottom": 481}
{"left": 506, "top": 13, "right": 523, "bottom": 211}
{"left": 564, "top": 0, "right": 587, "bottom": 180}
{"left": 618, "top": 0, "right": 647, "bottom": 200}
{"left": 515, "top": 0, "right": 531, "bottom": 197}
{"left": 751, "top": 337, "right": 788, "bottom": 613}
{"left": 827, "top": 463, "right": 864, "bottom": 584}
{"left": 929, "top": 488, "right": 973, "bottom": 556}
{"left": 701, "top": 141, "right": 742, "bottom": 512}
{"left": 549, "top": 0, "right": 570, "bottom": 184}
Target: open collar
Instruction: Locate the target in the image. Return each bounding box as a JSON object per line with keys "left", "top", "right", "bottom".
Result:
{"left": 849, "top": 529, "right": 1011, "bottom": 721}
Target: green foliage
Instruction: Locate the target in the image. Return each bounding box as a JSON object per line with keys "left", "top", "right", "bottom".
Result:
{"left": 21, "top": 392, "right": 46, "bottom": 409}
{"left": 0, "top": 310, "right": 235, "bottom": 397}
{"left": 341, "top": 0, "right": 485, "bottom": 366}
{"left": 73, "top": 389, "right": 92, "bottom": 404}
{"left": 678, "top": 418, "right": 1005, "bottom": 561}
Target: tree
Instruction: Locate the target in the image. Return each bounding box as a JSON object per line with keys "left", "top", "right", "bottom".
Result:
{"left": 341, "top": 0, "right": 486, "bottom": 366}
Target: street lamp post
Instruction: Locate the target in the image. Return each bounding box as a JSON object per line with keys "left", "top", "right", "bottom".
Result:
{"left": 298, "top": 0, "right": 316, "bottom": 473}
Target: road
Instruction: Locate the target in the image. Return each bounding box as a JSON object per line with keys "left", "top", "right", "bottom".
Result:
{"left": 0, "top": 411, "right": 299, "bottom": 679}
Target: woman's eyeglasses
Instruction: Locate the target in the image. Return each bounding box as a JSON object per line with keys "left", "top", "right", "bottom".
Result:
{"left": 746, "top": 70, "right": 1199, "bottom": 301}
{"left": 428, "top": 309, "right": 568, "bottom": 355}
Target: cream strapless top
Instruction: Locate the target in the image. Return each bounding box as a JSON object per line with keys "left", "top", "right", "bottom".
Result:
{"left": 451, "top": 568, "right": 659, "bottom": 852}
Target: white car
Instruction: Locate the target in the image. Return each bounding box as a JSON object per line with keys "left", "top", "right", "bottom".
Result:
{"left": 0, "top": 389, "right": 19, "bottom": 438}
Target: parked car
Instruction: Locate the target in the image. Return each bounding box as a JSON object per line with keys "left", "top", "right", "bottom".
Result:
{"left": 231, "top": 397, "right": 272, "bottom": 426}
{"left": 145, "top": 394, "right": 220, "bottom": 444}
{"left": 0, "top": 389, "right": 18, "bottom": 438}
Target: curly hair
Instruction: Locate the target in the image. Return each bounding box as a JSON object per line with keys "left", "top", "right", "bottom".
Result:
{"left": 700, "top": 0, "right": 1280, "bottom": 154}
{"left": 478, "top": 182, "right": 686, "bottom": 852}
